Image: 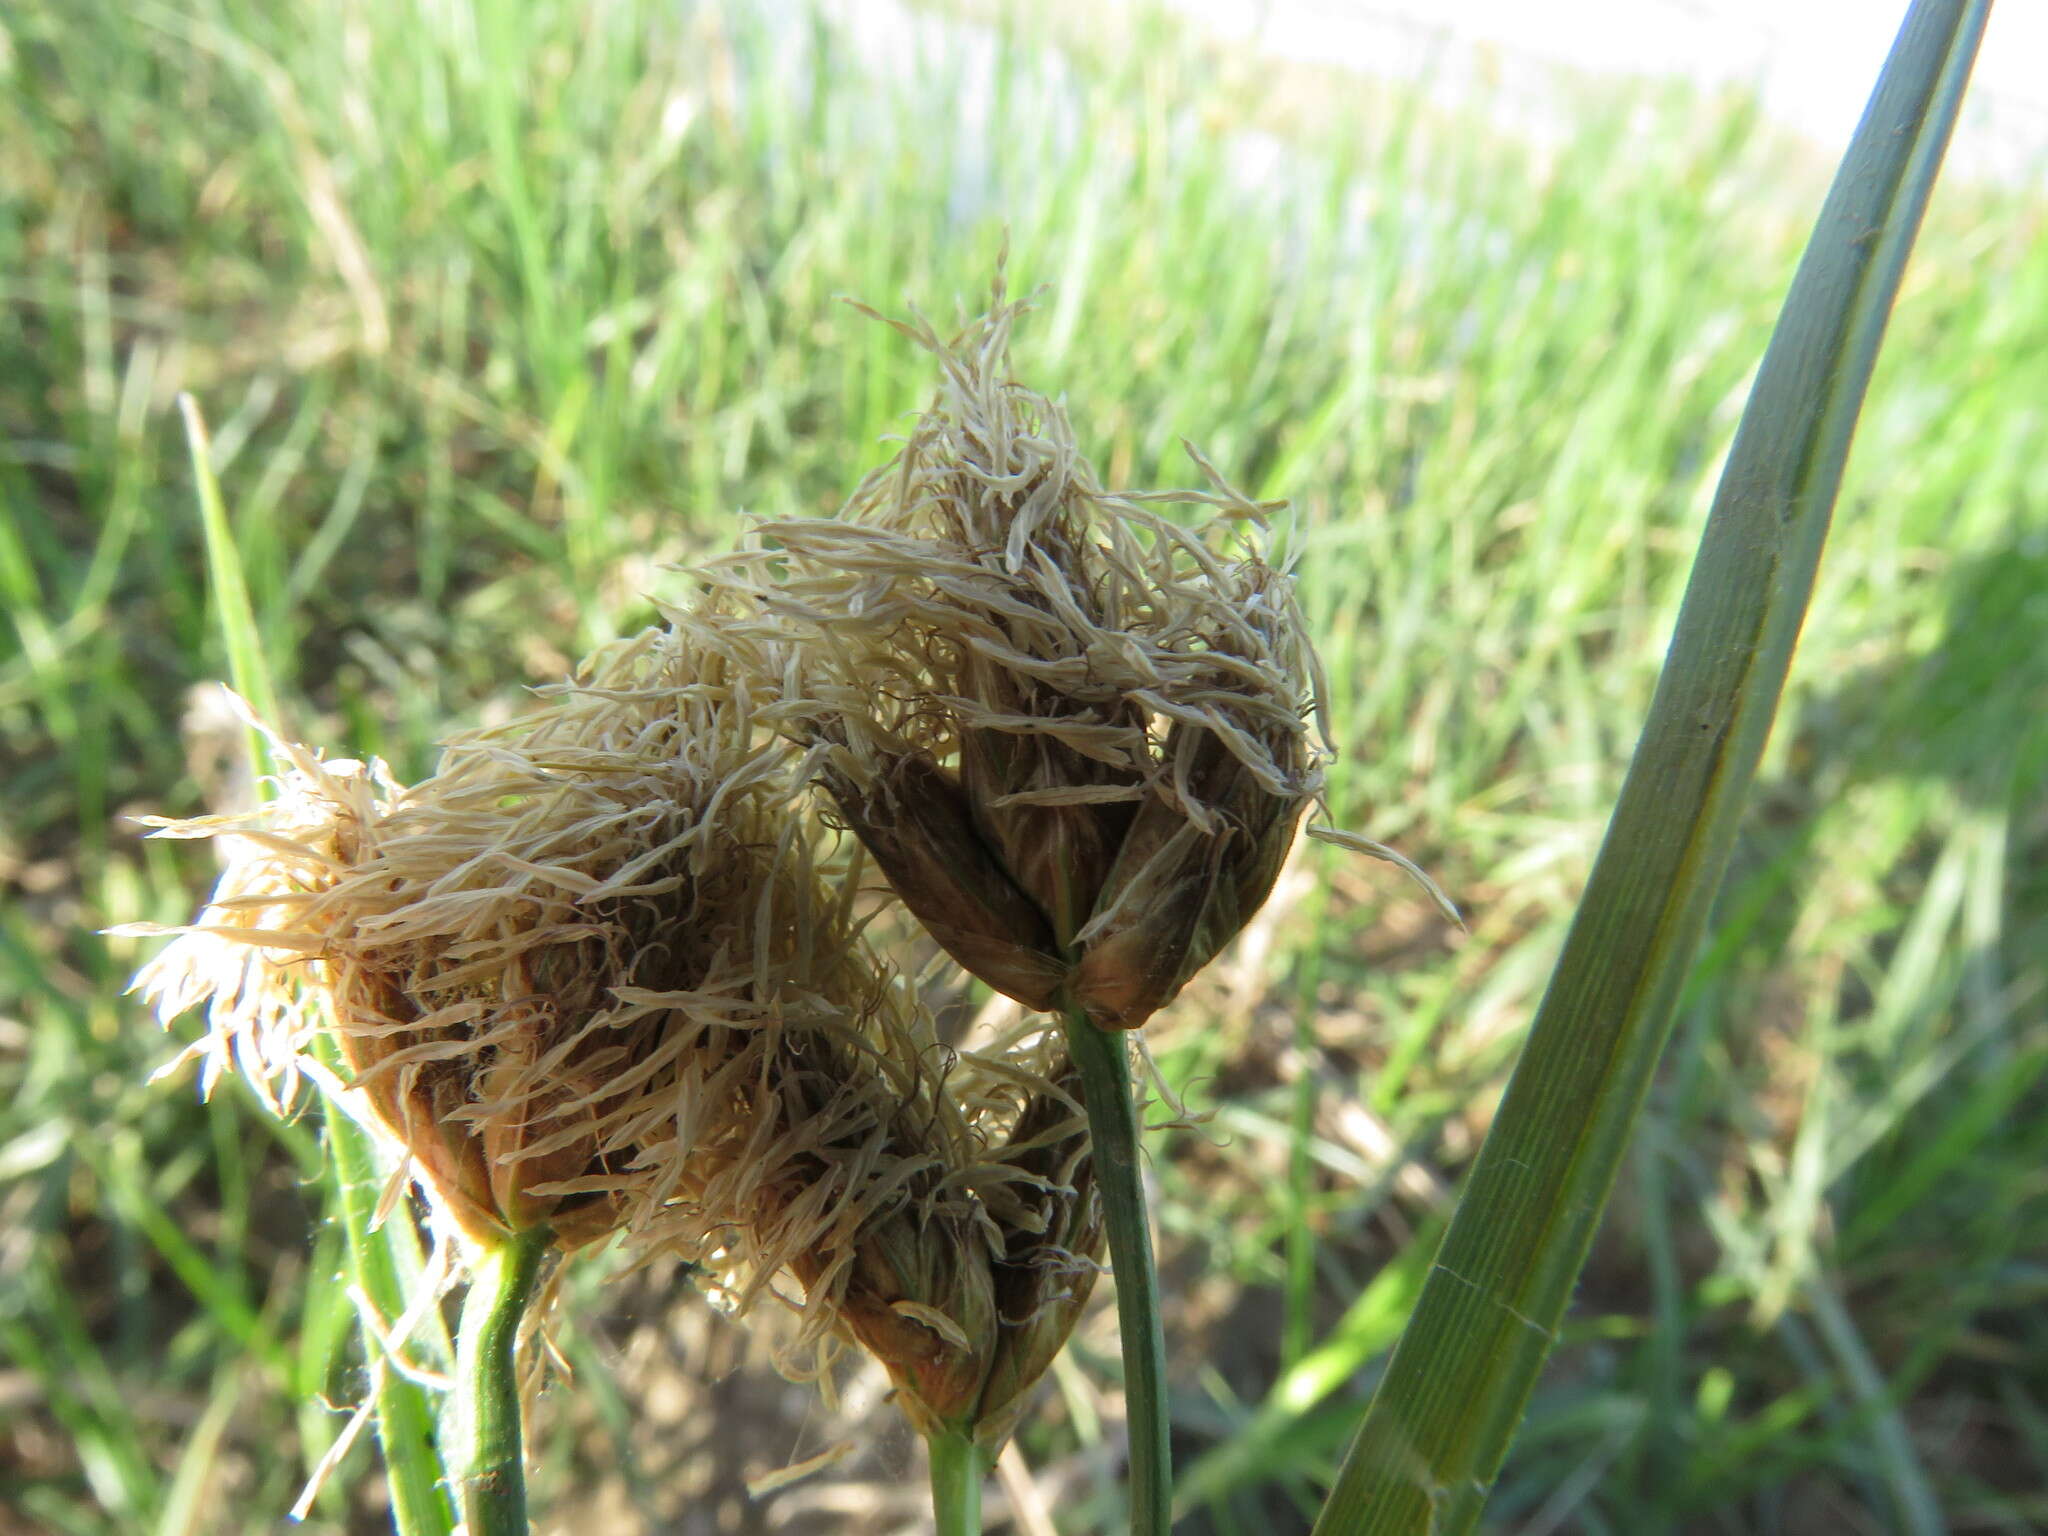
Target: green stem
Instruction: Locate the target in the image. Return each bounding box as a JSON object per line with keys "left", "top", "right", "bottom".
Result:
{"left": 926, "top": 1427, "right": 990, "bottom": 1536}
{"left": 320, "top": 1067, "right": 454, "bottom": 1536}
{"left": 1060, "top": 999, "right": 1171, "bottom": 1536}
{"left": 450, "top": 1227, "right": 551, "bottom": 1536}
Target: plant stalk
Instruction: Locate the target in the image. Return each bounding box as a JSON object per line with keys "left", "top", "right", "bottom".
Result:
{"left": 1059, "top": 999, "right": 1170, "bottom": 1536}
{"left": 450, "top": 1226, "right": 551, "bottom": 1536}
{"left": 926, "top": 1427, "right": 990, "bottom": 1536}
{"left": 319, "top": 1049, "right": 455, "bottom": 1536}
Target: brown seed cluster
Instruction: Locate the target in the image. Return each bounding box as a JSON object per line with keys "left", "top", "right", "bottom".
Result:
{"left": 702, "top": 277, "right": 1330, "bottom": 1029}
{"left": 131, "top": 277, "right": 1369, "bottom": 1455}
{"left": 133, "top": 628, "right": 808, "bottom": 1250}
{"left": 129, "top": 622, "right": 1099, "bottom": 1442}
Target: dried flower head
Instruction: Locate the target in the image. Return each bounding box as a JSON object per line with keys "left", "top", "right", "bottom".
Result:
{"left": 128, "top": 627, "right": 824, "bottom": 1249}
{"left": 129, "top": 619, "right": 1101, "bottom": 1442}
{"left": 664, "top": 1001, "right": 1102, "bottom": 1447}
{"left": 705, "top": 276, "right": 1332, "bottom": 1029}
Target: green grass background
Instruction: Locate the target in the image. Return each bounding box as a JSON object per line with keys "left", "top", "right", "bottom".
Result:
{"left": 3, "top": 1, "right": 2044, "bottom": 1531}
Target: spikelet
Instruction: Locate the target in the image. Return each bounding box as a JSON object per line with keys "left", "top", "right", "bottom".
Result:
{"left": 703, "top": 273, "right": 1330, "bottom": 1029}
{"left": 963, "top": 1048, "right": 1103, "bottom": 1445}
{"left": 128, "top": 626, "right": 822, "bottom": 1249}
{"left": 667, "top": 1006, "right": 1102, "bottom": 1447}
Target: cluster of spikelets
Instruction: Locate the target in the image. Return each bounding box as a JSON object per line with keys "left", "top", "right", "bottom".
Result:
{"left": 131, "top": 272, "right": 1382, "bottom": 1457}
{"left": 129, "top": 623, "right": 1099, "bottom": 1447}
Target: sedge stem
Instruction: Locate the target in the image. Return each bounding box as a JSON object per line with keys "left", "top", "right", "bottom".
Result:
{"left": 450, "top": 1226, "right": 551, "bottom": 1536}
{"left": 316, "top": 1042, "right": 453, "bottom": 1536}
{"left": 1060, "top": 998, "right": 1171, "bottom": 1536}
{"left": 927, "top": 1427, "right": 990, "bottom": 1536}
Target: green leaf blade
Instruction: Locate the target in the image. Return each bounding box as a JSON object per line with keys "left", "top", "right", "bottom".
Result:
{"left": 1312, "top": 4, "right": 1994, "bottom": 1532}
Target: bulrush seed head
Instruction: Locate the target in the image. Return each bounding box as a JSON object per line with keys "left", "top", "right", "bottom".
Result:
{"left": 129, "top": 626, "right": 828, "bottom": 1250}
{"left": 704, "top": 275, "right": 1330, "bottom": 1029}
{"left": 704, "top": 1015, "right": 1114, "bottom": 1449}
{"left": 129, "top": 618, "right": 1102, "bottom": 1442}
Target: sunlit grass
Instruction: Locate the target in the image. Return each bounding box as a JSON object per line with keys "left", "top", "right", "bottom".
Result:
{"left": 3, "top": 1, "right": 2044, "bottom": 1530}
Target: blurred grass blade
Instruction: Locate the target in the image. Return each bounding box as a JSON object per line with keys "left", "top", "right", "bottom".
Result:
{"left": 1311, "top": 4, "right": 1993, "bottom": 1532}
{"left": 154, "top": 1361, "right": 244, "bottom": 1536}
{"left": 178, "top": 395, "right": 280, "bottom": 737}
{"left": 1177, "top": 1220, "right": 1435, "bottom": 1517}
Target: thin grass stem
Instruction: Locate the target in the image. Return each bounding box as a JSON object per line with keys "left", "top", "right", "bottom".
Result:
{"left": 1059, "top": 998, "right": 1170, "bottom": 1536}
{"left": 926, "top": 1427, "right": 990, "bottom": 1536}
{"left": 321, "top": 1086, "right": 455, "bottom": 1536}
{"left": 449, "top": 1227, "right": 551, "bottom": 1536}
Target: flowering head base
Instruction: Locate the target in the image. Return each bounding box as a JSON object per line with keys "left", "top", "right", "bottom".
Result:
{"left": 707, "top": 278, "right": 1332, "bottom": 1029}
